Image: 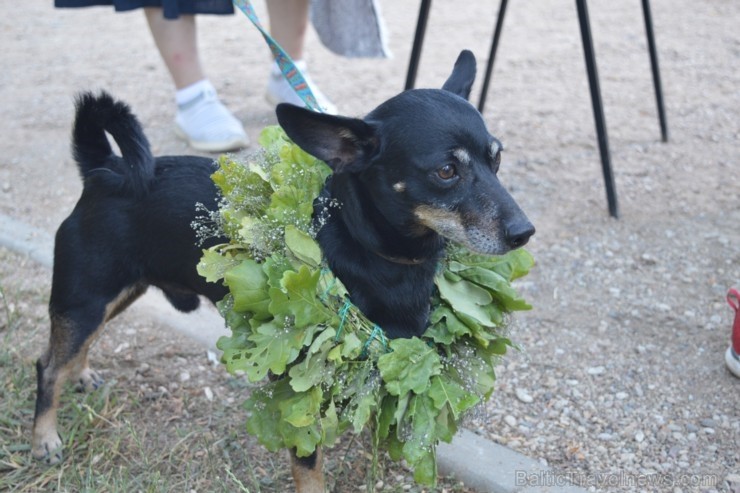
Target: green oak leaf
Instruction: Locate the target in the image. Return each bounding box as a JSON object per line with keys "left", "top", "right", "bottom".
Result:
{"left": 434, "top": 404, "right": 458, "bottom": 443}
{"left": 320, "top": 401, "right": 339, "bottom": 447}
{"left": 285, "top": 225, "right": 322, "bottom": 267}
{"left": 211, "top": 156, "right": 271, "bottom": 218}
{"left": 465, "top": 346, "right": 499, "bottom": 399}
{"left": 218, "top": 347, "right": 252, "bottom": 376}
{"left": 338, "top": 332, "right": 362, "bottom": 360}
{"left": 376, "top": 392, "right": 397, "bottom": 441}
{"left": 268, "top": 184, "right": 313, "bottom": 227}
{"left": 435, "top": 274, "right": 498, "bottom": 326}
{"left": 428, "top": 374, "right": 480, "bottom": 419}
{"left": 385, "top": 428, "right": 404, "bottom": 461}
{"left": 486, "top": 337, "right": 511, "bottom": 356}
{"left": 453, "top": 265, "right": 531, "bottom": 311}
{"left": 244, "top": 381, "right": 288, "bottom": 452}
{"left": 197, "top": 248, "right": 236, "bottom": 283}
{"left": 336, "top": 359, "right": 380, "bottom": 433}
{"left": 393, "top": 392, "right": 411, "bottom": 427}
{"left": 223, "top": 259, "right": 271, "bottom": 320}
{"left": 413, "top": 447, "right": 438, "bottom": 485}
{"left": 308, "top": 326, "right": 336, "bottom": 353}
{"left": 348, "top": 378, "right": 379, "bottom": 433}
{"left": 401, "top": 394, "right": 438, "bottom": 484}
{"left": 244, "top": 321, "right": 302, "bottom": 381}
{"left": 277, "top": 266, "right": 331, "bottom": 328}
{"left": 279, "top": 386, "right": 322, "bottom": 428}
{"left": 378, "top": 338, "right": 442, "bottom": 396}
{"left": 258, "top": 125, "right": 289, "bottom": 149}
{"left": 489, "top": 248, "right": 536, "bottom": 281}
{"left": 284, "top": 422, "right": 322, "bottom": 458}
{"left": 288, "top": 333, "right": 335, "bottom": 392}
{"left": 426, "top": 305, "right": 472, "bottom": 344}
{"left": 263, "top": 254, "right": 292, "bottom": 289}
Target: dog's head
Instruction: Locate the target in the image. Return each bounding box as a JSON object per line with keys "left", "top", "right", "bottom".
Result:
{"left": 276, "top": 50, "right": 534, "bottom": 255}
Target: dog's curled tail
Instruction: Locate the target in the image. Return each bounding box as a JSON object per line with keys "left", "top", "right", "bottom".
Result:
{"left": 72, "top": 91, "right": 155, "bottom": 197}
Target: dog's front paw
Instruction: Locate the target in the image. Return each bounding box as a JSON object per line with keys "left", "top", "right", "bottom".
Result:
{"left": 32, "top": 433, "right": 63, "bottom": 465}
{"left": 75, "top": 368, "right": 104, "bottom": 393}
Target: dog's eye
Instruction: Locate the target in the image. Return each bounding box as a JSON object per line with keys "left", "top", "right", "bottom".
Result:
{"left": 437, "top": 164, "right": 457, "bottom": 180}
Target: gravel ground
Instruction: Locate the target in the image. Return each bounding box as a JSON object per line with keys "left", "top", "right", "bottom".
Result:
{"left": 1, "top": 0, "right": 738, "bottom": 492}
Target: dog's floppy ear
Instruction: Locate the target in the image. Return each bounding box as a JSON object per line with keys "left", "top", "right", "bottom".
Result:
{"left": 276, "top": 104, "right": 379, "bottom": 174}
{"left": 441, "top": 50, "right": 477, "bottom": 100}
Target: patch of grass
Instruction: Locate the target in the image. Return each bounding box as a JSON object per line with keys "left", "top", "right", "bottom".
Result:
{"left": 0, "top": 347, "right": 265, "bottom": 492}
{"left": 0, "top": 280, "right": 264, "bottom": 493}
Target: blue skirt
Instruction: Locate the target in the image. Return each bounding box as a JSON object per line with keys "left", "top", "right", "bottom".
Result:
{"left": 54, "top": 0, "right": 234, "bottom": 19}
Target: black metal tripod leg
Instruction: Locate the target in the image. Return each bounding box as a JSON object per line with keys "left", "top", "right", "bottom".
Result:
{"left": 477, "top": 0, "right": 509, "bottom": 112}
{"left": 642, "top": 0, "right": 668, "bottom": 142}
{"left": 405, "top": 0, "right": 432, "bottom": 91}
{"left": 576, "top": 0, "right": 619, "bottom": 218}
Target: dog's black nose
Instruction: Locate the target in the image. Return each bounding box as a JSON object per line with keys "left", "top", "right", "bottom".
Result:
{"left": 505, "top": 221, "right": 535, "bottom": 249}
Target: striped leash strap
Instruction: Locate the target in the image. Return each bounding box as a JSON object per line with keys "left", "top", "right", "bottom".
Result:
{"left": 232, "top": 0, "right": 322, "bottom": 112}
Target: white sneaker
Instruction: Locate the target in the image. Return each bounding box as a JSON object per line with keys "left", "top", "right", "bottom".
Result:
{"left": 175, "top": 87, "right": 249, "bottom": 152}
{"left": 266, "top": 60, "right": 337, "bottom": 114}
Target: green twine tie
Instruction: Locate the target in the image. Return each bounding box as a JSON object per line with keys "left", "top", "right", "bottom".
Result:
{"left": 335, "top": 299, "right": 353, "bottom": 342}
{"left": 362, "top": 325, "right": 389, "bottom": 357}
{"left": 320, "top": 268, "right": 336, "bottom": 301}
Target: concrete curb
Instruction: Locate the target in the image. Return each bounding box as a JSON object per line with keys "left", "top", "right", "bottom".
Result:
{"left": 0, "top": 213, "right": 587, "bottom": 493}
{"left": 438, "top": 430, "right": 588, "bottom": 493}
{"left": 0, "top": 215, "right": 55, "bottom": 268}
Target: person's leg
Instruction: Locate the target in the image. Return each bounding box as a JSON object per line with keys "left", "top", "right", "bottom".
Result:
{"left": 144, "top": 8, "right": 204, "bottom": 89}
{"left": 264, "top": 0, "right": 336, "bottom": 113}
{"left": 266, "top": 0, "right": 309, "bottom": 61}
{"left": 145, "top": 8, "right": 249, "bottom": 151}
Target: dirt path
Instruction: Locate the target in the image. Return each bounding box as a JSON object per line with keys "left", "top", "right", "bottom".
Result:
{"left": 1, "top": 1, "right": 738, "bottom": 491}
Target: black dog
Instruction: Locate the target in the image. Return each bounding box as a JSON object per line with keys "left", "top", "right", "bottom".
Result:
{"left": 33, "top": 50, "right": 533, "bottom": 493}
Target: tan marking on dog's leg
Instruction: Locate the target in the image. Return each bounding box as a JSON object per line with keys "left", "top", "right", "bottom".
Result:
{"left": 31, "top": 408, "right": 64, "bottom": 464}
{"left": 33, "top": 284, "right": 146, "bottom": 463}
{"left": 71, "top": 322, "right": 106, "bottom": 393}
{"left": 32, "top": 325, "right": 82, "bottom": 464}
{"left": 72, "top": 284, "right": 146, "bottom": 391}
{"left": 34, "top": 317, "right": 107, "bottom": 462}
{"left": 290, "top": 448, "right": 325, "bottom": 493}
{"left": 104, "top": 283, "right": 147, "bottom": 322}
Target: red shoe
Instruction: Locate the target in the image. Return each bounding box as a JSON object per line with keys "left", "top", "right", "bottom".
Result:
{"left": 725, "top": 288, "right": 740, "bottom": 378}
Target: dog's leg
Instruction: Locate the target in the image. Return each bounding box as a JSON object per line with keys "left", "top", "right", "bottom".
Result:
{"left": 32, "top": 314, "right": 91, "bottom": 464}
{"left": 32, "top": 284, "right": 146, "bottom": 464}
{"left": 290, "top": 448, "right": 325, "bottom": 493}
